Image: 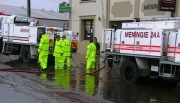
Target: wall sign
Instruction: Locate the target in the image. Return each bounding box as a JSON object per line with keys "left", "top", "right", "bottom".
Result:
{"left": 144, "top": 4, "right": 158, "bottom": 10}
{"left": 158, "top": 0, "right": 176, "bottom": 11}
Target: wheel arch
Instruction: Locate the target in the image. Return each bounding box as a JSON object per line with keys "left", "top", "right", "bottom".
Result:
{"left": 119, "top": 56, "right": 136, "bottom": 69}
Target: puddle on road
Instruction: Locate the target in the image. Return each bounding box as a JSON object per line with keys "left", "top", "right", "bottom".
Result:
{"left": 5, "top": 59, "right": 180, "bottom": 103}
{"left": 38, "top": 67, "right": 180, "bottom": 103}
{"left": 5, "top": 60, "right": 39, "bottom": 68}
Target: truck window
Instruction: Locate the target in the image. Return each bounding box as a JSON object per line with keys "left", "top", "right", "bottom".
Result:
{"left": 37, "top": 28, "right": 46, "bottom": 43}
{"left": 56, "top": 29, "right": 63, "bottom": 32}
{"left": 14, "top": 17, "right": 30, "bottom": 26}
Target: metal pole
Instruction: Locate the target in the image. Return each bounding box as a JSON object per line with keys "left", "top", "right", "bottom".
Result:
{"left": 27, "top": 0, "right": 31, "bottom": 17}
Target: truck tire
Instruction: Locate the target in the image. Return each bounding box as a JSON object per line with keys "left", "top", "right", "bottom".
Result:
{"left": 21, "top": 46, "right": 31, "bottom": 63}
{"left": 121, "top": 61, "right": 138, "bottom": 83}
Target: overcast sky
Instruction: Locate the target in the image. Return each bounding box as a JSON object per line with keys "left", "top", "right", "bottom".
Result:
{"left": 0, "top": 0, "right": 69, "bottom": 11}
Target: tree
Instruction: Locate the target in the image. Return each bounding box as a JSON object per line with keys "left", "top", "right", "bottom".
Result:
{"left": 59, "top": 1, "right": 69, "bottom": 6}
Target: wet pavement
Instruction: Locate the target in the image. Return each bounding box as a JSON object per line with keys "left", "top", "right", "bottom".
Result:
{"left": 2, "top": 53, "right": 180, "bottom": 103}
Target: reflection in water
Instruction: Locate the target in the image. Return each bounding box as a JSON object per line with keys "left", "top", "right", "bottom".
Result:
{"left": 97, "top": 66, "right": 107, "bottom": 99}
{"left": 85, "top": 74, "right": 95, "bottom": 96}
{"left": 103, "top": 78, "right": 180, "bottom": 103}
{"left": 39, "top": 68, "right": 180, "bottom": 103}
{"left": 54, "top": 70, "right": 70, "bottom": 89}
{"left": 10, "top": 59, "right": 179, "bottom": 103}
{"left": 40, "top": 73, "right": 47, "bottom": 81}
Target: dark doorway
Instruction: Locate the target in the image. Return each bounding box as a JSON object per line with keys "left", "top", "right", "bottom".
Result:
{"left": 83, "top": 19, "right": 93, "bottom": 40}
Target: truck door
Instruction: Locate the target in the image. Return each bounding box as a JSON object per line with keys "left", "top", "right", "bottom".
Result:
{"left": 150, "top": 29, "right": 163, "bottom": 56}
{"left": 120, "top": 30, "right": 135, "bottom": 54}
{"left": 13, "top": 25, "right": 29, "bottom": 43}
{"left": 102, "top": 29, "right": 114, "bottom": 52}
{"left": 3, "top": 23, "right": 9, "bottom": 42}
{"left": 114, "top": 29, "right": 121, "bottom": 52}
{"left": 29, "top": 26, "right": 37, "bottom": 44}
{"left": 175, "top": 30, "right": 180, "bottom": 62}
{"left": 0, "top": 16, "right": 8, "bottom": 38}
{"left": 0, "top": 17, "right": 3, "bottom": 52}
{"left": 0, "top": 17, "right": 3, "bottom": 37}
{"left": 167, "top": 32, "right": 177, "bottom": 61}
{"left": 133, "top": 30, "right": 151, "bottom": 55}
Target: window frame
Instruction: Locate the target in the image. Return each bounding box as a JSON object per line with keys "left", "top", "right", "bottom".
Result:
{"left": 80, "top": 0, "right": 96, "bottom": 3}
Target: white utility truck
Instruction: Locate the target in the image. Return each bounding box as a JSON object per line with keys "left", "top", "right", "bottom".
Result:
{"left": 102, "top": 17, "right": 180, "bottom": 83}
{"left": 0, "top": 13, "right": 79, "bottom": 63}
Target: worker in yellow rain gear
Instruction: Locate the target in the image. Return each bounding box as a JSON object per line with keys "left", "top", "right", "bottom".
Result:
{"left": 59, "top": 35, "right": 66, "bottom": 69}
{"left": 85, "top": 74, "right": 96, "bottom": 96}
{"left": 53, "top": 35, "right": 64, "bottom": 70}
{"left": 38, "top": 33, "right": 50, "bottom": 71}
{"left": 86, "top": 39, "right": 97, "bottom": 73}
{"left": 54, "top": 70, "right": 70, "bottom": 89}
{"left": 63, "top": 35, "right": 71, "bottom": 69}
{"left": 63, "top": 70, "right": 70, "bottom": 89}
{"left": 54, "top": 70, "right": 63, "bottom": 86}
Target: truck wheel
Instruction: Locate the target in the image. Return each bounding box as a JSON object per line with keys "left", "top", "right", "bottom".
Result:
{"left": 121, "top": 61, "right": 138, "bottom": 83}
{"left": 21, "top": 46, "right": 31, "bottom": 63}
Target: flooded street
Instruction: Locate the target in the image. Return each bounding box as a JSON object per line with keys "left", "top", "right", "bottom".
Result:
{"left": 4, "top": 53, "right": 180, "bottom": 103}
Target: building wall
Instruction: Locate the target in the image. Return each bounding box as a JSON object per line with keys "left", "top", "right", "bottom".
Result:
{"left": 176, "top": 0, "right": 180, "bottom": 16}
{"left": 110, "top": 0, "right": 140, "bottom": 21}
{"left": 139, "top": 0, "right": 171, "bottom": 19}
{"left": 70, "top": 0, "right": 107, "bottom": 42}
{"left": 70, "top": 0, "right": 180, "bottom": 54}
{"left": 110, "top": 0, "right": 172, "bottom": 21}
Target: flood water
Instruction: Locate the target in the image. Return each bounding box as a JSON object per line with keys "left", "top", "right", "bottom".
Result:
{"left": 6, "top": 58, "right": 180, "bottom": 103}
